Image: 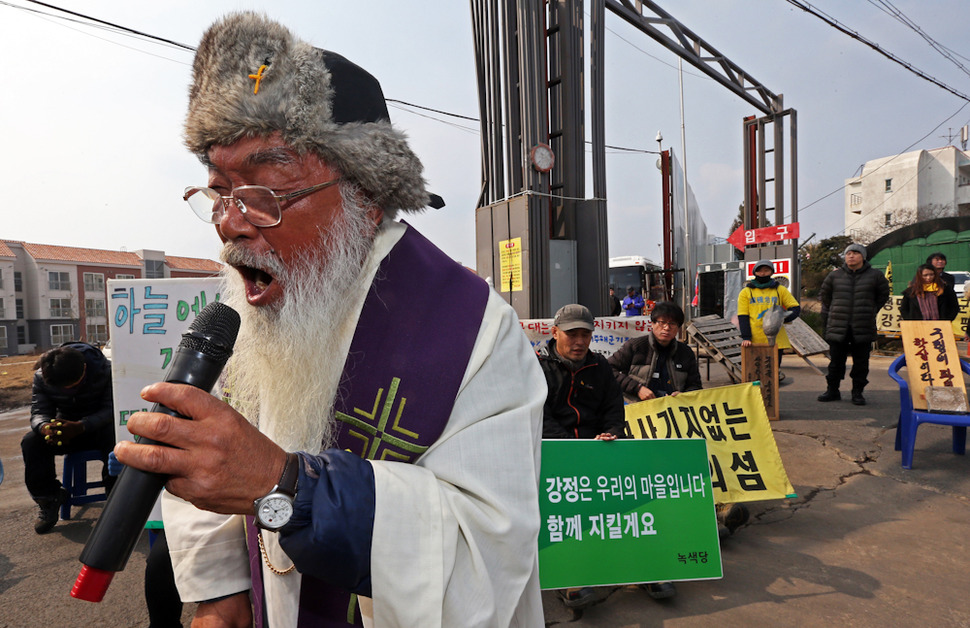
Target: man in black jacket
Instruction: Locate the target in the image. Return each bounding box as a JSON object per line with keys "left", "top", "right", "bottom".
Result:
{"left": 537, "top": 304, "right": 623, "bottom": 609}
{"left": 608, "top": 301, "right": 703, "bottom": 403}
{"left": 538, "top": 304, "right": 624, "bottom": 441}
{"left": 818, "top": 243, "right": 891, "bottom": 406}
{"left": 21, "top": 343, "right": 114, "bottom": 533}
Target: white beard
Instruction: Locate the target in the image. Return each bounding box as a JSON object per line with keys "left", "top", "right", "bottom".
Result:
{"left": 219, "top": 187, "right": 381, "bottom": 453}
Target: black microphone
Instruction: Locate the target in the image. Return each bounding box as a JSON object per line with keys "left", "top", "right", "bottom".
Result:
{"left": 71, "top": 301, "right": 240, "bottom": 602}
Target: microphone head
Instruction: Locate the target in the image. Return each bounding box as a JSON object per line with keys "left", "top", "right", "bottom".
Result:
{"left": 179, "top": 301, "right": 241, "bottom": 361}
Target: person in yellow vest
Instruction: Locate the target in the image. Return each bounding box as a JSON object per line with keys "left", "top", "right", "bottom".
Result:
{"left": 738, "top": 260, "right": 801, "bottom": 379}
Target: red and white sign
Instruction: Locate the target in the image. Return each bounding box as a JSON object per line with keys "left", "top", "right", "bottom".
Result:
{"left": 728, "top": 222, "right": 800, "bottom": 251}
{"left": 745, "top": 258, "right": 792, "bottom": 286}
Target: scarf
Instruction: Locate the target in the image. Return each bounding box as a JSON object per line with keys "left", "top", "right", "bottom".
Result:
{"left": 916, "top": 291, "right": 940, "bottom": 320}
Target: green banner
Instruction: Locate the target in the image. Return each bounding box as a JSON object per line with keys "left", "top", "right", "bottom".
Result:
{"left": 538, "top": 439, "right": 722, "bottom": 589}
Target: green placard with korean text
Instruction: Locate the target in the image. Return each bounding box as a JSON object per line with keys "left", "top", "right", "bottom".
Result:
{"left": 538, "top": 439, "right": 722, "bottom": 589}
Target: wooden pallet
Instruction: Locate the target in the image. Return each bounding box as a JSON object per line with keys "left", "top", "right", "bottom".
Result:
{"left": 784, "top": 317, "right": 830, "bottom": 376}
{"left": 685, "top": 315, "right": 743, "bottom": 383}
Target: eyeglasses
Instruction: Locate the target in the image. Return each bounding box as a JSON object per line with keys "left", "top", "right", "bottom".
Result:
{"left": 183, "top": 179, "right": 340, "bottom": 228}
{"left": 652, "top": 320, "right": 679, "bottom": 330}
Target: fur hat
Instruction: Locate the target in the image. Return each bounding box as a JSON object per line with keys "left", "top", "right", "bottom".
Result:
{"left": 185, "top": 12, "right": 433, "bottom": 214}
{"left": 843, "top": 243, "right": 867, "bottom": 260}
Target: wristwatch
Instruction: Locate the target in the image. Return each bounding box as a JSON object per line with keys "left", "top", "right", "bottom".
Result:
{"left": 254, "top": 452, "right": 299, "bottom": 531}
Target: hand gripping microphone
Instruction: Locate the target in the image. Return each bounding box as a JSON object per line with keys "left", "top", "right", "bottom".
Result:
{"left": 71, "top": 301, "right": 240, "bottom": 602}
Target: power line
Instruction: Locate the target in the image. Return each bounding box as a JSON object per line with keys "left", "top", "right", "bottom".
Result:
{"left": 22, "top": 0, "right": 194, "bottom": 50}
{"left": 796, "top": 101, "right": 970, "bottom": 219}
{"left": 785, "top": 0, "right": 970, "bottom": 102}
{"left": 867, "top": 0, "right": 970, "bottom": 79}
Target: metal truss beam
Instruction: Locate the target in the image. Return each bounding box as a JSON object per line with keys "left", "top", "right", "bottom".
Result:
{"left": 605, "top": 0, "right": 782, "bottom": 115}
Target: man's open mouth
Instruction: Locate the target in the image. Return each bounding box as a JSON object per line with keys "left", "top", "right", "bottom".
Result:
{"left": 236, "top": 265, "right": 275, "bottom": 295}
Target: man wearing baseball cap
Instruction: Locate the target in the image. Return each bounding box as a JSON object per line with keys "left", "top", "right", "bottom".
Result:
{"left": 536, "top": 304, "right": 624, "bottom": 609}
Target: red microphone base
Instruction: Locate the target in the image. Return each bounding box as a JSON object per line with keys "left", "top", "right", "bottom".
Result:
{"left": 71, "top": 564, "right": 115, "bottom": 602}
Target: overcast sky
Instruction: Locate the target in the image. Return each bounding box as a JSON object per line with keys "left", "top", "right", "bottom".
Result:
{"left": 2, "top": 0, "right": 967, "bottom": 268}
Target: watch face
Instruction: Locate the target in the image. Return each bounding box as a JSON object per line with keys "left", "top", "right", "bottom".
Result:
{"left": 257, "top": 494, "right": 294, "bottom": 529}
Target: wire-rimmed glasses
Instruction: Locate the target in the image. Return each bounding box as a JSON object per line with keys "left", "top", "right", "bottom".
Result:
{"left": 183, "top": 179, "right": 340, "bottom": 228}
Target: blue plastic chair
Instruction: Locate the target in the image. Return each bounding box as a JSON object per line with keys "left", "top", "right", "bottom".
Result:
{"left": 888, "top": 355, "right": 970, "bottom": 469}
{"left": 60, "top": 449, "right": 108, "bottom": 520}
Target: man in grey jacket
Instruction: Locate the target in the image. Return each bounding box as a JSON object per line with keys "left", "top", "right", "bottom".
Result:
{"left": 818, "top": 243, "right": 891, "bottom": 406}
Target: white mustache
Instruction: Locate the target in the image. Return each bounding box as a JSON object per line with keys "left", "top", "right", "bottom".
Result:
{"left": 220, "top": 243, "right": 284, "bottom": 276}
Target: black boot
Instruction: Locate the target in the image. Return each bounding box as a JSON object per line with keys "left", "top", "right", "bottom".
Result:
{"left": 851, "top": 389, "right": 866, "bottom": 406}
{"left": 817, "top": 388, "right": 841, "bottom": 402}
{"left": 33, "top": 487, "right": 68, "bottom": 534}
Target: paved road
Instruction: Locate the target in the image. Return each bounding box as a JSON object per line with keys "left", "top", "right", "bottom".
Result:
{"left": 2, "top": 353, "right": 969, "bottom": 627}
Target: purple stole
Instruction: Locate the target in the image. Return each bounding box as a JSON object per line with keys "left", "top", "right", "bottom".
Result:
{"left": 246, "top": 224, "right": 489, "bottom": 627}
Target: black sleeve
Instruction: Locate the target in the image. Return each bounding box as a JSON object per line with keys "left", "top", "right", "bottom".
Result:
{"left": 80, "top": 370, "right": 115, "bottom": 433}
{"left": 608, "top": 339, "right": 645, "bottom": 397}
{"left": 681, "top": 347, "right": 703, "bottom": 392}
{"left": 942, "top": 286, "right": 959, "bottom": 321}
{"left": 29, "top": 373, "right": 54, "bottom": 432}
{"left": 737, "top": 315, "right": 752, "bottom": 341}
{"left": 599, "top": 362, "right": 627, "bottom": 437}
{"left": 899, "top": 292, "right": 916, "bottom": 320}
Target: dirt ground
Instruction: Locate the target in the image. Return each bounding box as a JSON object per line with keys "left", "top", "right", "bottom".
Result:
{"left": 0, "top": 355, "right": 36, "bottom": 412}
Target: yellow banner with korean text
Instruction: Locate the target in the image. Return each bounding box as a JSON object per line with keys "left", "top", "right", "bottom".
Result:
{"left": 624, "top": 383, "right": 795, "bottom": 504}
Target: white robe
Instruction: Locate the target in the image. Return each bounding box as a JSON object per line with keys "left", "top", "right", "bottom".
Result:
{"left": 163, "top": 221, "right": 545, "bottom": 627}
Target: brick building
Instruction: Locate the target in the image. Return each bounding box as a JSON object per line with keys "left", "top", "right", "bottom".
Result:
{"left": 0, "top": 240, "right": 220, "bottom": 355}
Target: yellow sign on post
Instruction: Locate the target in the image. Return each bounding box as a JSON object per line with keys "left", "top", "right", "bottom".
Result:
{"left": 498, "top": 237, "right": 522, "bottom": 292}
{"left": 900, "top": 320, "right": 968, "bottom": 411}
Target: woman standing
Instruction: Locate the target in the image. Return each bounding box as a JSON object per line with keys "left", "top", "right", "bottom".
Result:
{"left": 900, "top": 264, "right": 958, "bottom": 321}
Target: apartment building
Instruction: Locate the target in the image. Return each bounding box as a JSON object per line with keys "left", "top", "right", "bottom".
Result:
{"left": 0, "top": 240, "right": 220, "bottom": 355}
{"left": 844, "top": 145, "right": 970, "bottom": 244}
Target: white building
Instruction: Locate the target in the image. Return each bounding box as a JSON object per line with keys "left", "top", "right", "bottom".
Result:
{"left": 844, "top": 145, "right": 970, "bottom": 244}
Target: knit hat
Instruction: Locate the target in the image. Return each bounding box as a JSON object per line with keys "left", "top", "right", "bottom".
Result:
{"left": 752, "top": 260, "right": 774, "bottom": 274}
{"left": 553, "top": 304, "right": 595, "bottom": 331}
{"left": 843, "top": 243, "right": 867, "bottom": 260}
{"left": 184, "top": 12, "right": 436, "bottom": 214}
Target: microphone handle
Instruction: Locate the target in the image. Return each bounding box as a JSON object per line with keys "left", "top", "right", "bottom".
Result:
{"left": 78, "top": 349, "right": 226, "bottom": 573}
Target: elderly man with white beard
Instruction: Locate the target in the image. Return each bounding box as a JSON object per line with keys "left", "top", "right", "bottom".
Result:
{"left": 114, "top": 12, "right": 545, "bottom": 628}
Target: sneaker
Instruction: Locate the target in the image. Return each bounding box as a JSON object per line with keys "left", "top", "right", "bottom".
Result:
{"left": 34, "top": 488, "right": 68, "bottom": 534}
{"left": 716, "top": 502, "right": 750, "bottom": 536}
{"left": 557, "top": 587, "right": 597, "bottom": 609}
{"left": 640, "top": 581, "right": 677, "bottom": 600}
{"left": 851, "top": 391, "right": 866, "bottom": 406}
{"left": 817, "top": 389, "right": 841, "bottom": 402}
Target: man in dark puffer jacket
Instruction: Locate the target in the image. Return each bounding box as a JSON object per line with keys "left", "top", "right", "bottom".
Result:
{"left": 818, "top": 243, "right": 890, "bottom": 406}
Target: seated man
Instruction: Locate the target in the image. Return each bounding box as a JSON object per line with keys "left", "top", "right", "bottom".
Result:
{"left": 608, "top": 301, "right": 701, "bottom": 403}
{"left": 21, "top": 343, "right": 114, "bottom": 534}
{"left": 610, "top": 302, "right": 748, "bottom": 552}
{"left": 537, "top": 304, "right": 623, "bottom": 609}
